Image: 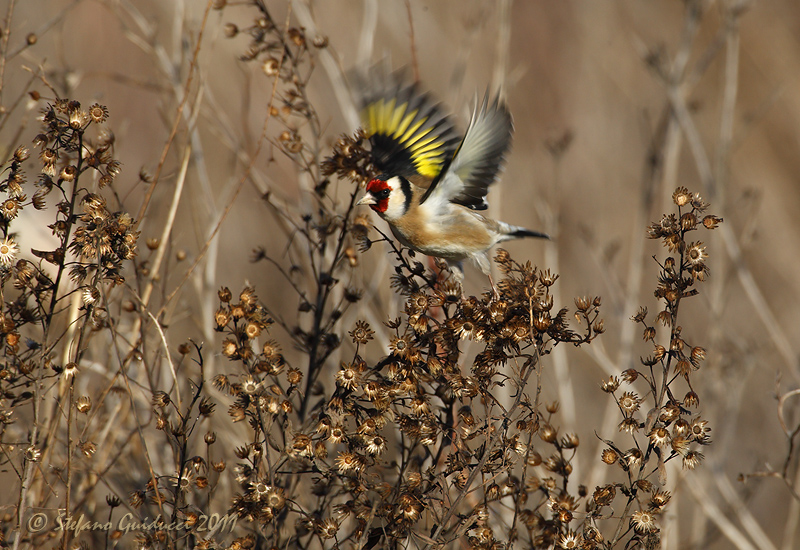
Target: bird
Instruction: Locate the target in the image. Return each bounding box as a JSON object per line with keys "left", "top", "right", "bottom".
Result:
{"left": 354, "top": 67, "right": 548, "bottom": 292}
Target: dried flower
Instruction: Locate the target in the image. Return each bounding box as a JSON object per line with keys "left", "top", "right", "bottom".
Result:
{"left": 689, "top": 417, "right": 710, "bottom": 443}
{"left": 76, "top": 396, "right": 92, "bottom": 413}
{"left": 686, "top": 241, "right": 707, "bottom": 266}
{"left": 601, "top": 376, "right": 620, "bottom": 393}
{"left": 317, "top": 518, "right": 339, "bottom": 539}
{"left": 650, "top": 489, "right": 671, "bottom": 509}
{"left": 618, "top": 391, "right": 641, "bottom": 414}
{"left": 631, "top": 509, "right": 657, "bottom": 533}
{"left": 335, "top": 451, "right": 362, "bottom": 473}
{"left": 89, "top": 103, "right": 109, "bottom": 123}
{"left": 619, "top": 417, "right": 640, "bottom": 434}
{"left": 702, "top": 215, "right": 723, "bottom": 229}
{"left": 336, "top": 362, "right": 360, "bottom": 390}
{"left": 25, "top": 446, "right": 42, "bottom": 462}
{"left": 82, "top": 286, "right": 101, "bottom": 305}
{"left": 601, "top": 448, "right": 618, "bottom": 465}
{"left": 389, "top": 334, "right": 415, "bottom": 359}
{"left": 648, "top": 427, "right": 671, "bottom": 449}
{"left": 0, "top": 238, "right": 19, "bottom": 267}
{"left": 364, "top": 434, "right": 387, "bottom": 455}
{"left": 672, "top": 186, "right": 691, "bottom": 206}
{"left": 349, "top": 320, "right": 374, "bottom": 344}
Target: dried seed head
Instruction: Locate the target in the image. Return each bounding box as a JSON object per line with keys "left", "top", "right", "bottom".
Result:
{"left": 288, "top": 27, "right": 306, "bottom": 47}
{"left": 624, "top": 448, "right": 643, "bottom": 467}
{"left": 263, "top": 58, "right": 280, "bottom": 76}
{"left": 335, "top": 363, "right": 360, "bottom": 390}
{"left": 69, "top": 107, "right": 89, "bottom": 129}
{"left": 245, "top": 321, "right": 261, "bottom": 339}
{"left": 223, "top": 22, "right": 238, "bottom": 37}
{"left": 680, "top": 212, "right": 697, "bottom": 230}
{"left": 689, "top": 417, "right": 710, "bottom": 443}
{"left": 214, "top": 307, "right": 230, "bottom": 329}
{"left": 648, "top": 427, "right": 671, "bottom": 449}
{"left": 79, "top": 441, "right": 96, "bottom": 458}
{"left": 673, "top": 186, "right": 691, "bottom": 206}
{"left": 349, "top": 320, "right": 374, "bottom": 344}
{"left": 691, "top": 346, "right": 706, "bottom": 363}
{"left": 152, "top": 391, "right": 170, "bottom": 408}
{"left": 651, "top": 489, "right": 671, "bottom": 509}
{"left": 532, "top": 312, "right": 551, "bottom": 331}
{"left": 673, "top": 418, "right": 691, "bottom": 439}
{"left": 593, "top": 484, "right": 616, "bottom": 507}
{"left": 0, "top": 238, "right": 19, "bottom": 266}
{"left": 675, "top": 359, "right": 693, "bottom": 377}
{"left": 538, "top": 423, "right": 558, "bottom": 443}
{"left": 527, "top": 450, "right": 542, "bottom": 467}
{"left": 239, "top": 286, "right": 257, "bottom": 306}
{"left": 686, "top": 241, "right": 707, "bottom": 267}
{"left": 335, "top": 451, "right": 362, "bottom": 473}
{"left": 82, "top": 286, "right": 101, "bottom": 305}
{"left": 684, "top": 391, "right": 700, "bottom": 408}
{"left": 621, "top": 368, "right": 639, "bottom": 383}
{"left": 659, "top": 402, "right": 681, "bottom": 423}
{"left": 702, "top": 215, "right": 723, "bottom": 229}
{"left": 618, "top": 391, "right": 641, "bottom": 414}
{"left": 63, "top": 362, "right": 79, "bottom": 378}
{"left": 1, "top": 198, "right": 21, "bottom": 220}
{"left": 601, "top": 376, "right": 620, "bottom": 393}
{"left": 241, "top": 375, "right": 261, "bottom": 395}
{"left": 287, "top": 368, "right": 302, "bottom": 385}
{"left": 619, "top": 417, "right": 640, "bottom": 434}
{"left": 221, "top": 338, "right": 238, "bottom": 358}
{"left": 13, "top": 145, "right": 29, "bottom": 162}
{"left": 76, "top": 396, "right": 92, "bottom": 413}
{"left": 89, "top": 103, "right": 109, "bottom": 123}
{"left": 601, "top": 448, "right": 618, "bottom": 465}
{"left": 631, "top": 509, "right": 658, "bottom": 533}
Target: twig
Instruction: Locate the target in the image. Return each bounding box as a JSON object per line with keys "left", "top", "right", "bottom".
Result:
{"left": 0, "top": 0, "right": 17, "bottom": 103}
{"left": 133, "top": 0, "right": 214, "bottom": 228}
{"left": 140, "top": 145, "right": 192, "bottom": 313}
{"left": 404, "top": 0, "right": 419, "bottom": 82}
{"left": 147, "top": 310, "right": 182, "bottom": 410}
{"left": 155, "top": 4, "right": 293, "bottom": 321}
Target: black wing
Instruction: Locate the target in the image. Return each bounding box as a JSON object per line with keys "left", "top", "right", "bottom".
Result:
{"left": 352, "top": 65, "right": 461, "bottom": 181}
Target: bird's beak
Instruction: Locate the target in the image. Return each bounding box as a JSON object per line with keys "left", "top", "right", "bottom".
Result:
{"left": 357, "top": 194, "right": 375, "bottom": 206}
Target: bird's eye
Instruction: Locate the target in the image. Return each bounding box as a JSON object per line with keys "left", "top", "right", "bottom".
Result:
{"left": 376, "top": 189, "right": 391, "bottom": 200}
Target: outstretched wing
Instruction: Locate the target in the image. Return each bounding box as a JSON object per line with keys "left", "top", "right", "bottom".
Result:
{"left": 422, "top": 93, "right": 513, "bottom": 210}
{"left": 353, "top": 66, "right": 461, "bottom": 182}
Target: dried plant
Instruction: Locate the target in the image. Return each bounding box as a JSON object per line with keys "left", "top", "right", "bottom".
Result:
{"left": 587, "top": 188, "right": 721, "bottom": 549}
{"left": 0, "top": 97, "right": 140, "bottom": 548}
{"left": 0, "top": 1, "right": 792, "bottom": 550}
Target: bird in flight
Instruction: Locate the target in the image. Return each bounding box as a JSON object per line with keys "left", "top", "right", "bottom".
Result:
{"left": 354, "top": 67, "right": 548, "bottom": 293}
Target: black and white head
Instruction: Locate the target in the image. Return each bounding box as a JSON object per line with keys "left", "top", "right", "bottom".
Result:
{"left": 357, "top": 175, "right": 412, "bottom": 221}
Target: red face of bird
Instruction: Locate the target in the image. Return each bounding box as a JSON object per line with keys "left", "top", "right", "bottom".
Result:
{"left": 357, "top": 176, "right": 411, "bottom": 221}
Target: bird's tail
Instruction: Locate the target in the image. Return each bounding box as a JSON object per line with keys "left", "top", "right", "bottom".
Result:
{"left": 510, "top": 227, "right": 550, "bottom": 240}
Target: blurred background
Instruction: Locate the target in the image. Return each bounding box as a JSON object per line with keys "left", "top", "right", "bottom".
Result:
{"left": 3, "top": 0, "right": 799, "bottom": 548}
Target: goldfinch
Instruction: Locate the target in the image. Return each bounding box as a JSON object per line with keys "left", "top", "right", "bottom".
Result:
{"left": 354, "top": 68, "right": 548, "bottom": 284}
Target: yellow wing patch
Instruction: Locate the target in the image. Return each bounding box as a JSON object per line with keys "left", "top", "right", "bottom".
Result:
{"left": 363, "top": 99, "right": 451, "bottom": 179}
